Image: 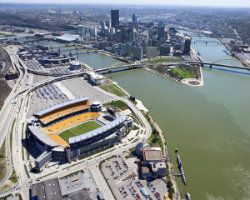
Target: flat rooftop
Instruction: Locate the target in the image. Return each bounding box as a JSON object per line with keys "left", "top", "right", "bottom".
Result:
{"left": 31, "top": 178, "right": 62, "bottom": 200}
{"left": 143, "top": 148, "right": 162, "bottom": 161}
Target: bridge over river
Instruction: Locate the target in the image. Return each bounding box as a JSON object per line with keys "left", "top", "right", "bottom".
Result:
{"left": 94, "top": 60, "right": 250, "bottom": 75}
{"left": 193, "top": 40, "right": 221, "bottom": 45}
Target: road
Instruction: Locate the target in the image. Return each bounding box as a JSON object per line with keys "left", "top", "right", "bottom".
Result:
{"left": 90, "top": 165, "right": 115, "bottom": 200}
{"left": 0, "top": 45, "right": 31, "bottom": 198}
{"left": 0, "top": 45, "right": 27, "bottom": 189}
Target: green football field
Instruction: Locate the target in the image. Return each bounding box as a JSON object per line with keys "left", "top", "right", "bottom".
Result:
{"left": 59, "top": 121, "right": 101, "bottom": 142}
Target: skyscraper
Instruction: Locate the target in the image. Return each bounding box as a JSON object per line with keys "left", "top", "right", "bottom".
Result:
{"left": 132, "top": 14, "right": 137, "bottom": 24}
{"left": 183, "top": 36, "right": 191, "bottom": 55}
{"left": 111, "top": 10, "right": 119, "bottom": 28}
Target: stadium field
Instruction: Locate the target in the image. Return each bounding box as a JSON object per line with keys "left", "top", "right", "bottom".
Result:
{"left": 59, "top": 121, "right": 101, "bottom": 142}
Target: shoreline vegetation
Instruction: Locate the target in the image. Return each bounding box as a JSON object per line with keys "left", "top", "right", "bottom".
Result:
{"left": 141, "top": 110, "right": 178, "bottom": 199}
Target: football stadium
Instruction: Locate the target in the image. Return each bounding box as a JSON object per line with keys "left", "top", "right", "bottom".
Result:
{"left": 27, "top": 97, "right": 132, "bottom": 171}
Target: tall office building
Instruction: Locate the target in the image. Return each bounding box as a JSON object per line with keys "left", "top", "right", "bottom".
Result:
{"left": 183, "top": 36, "right": 191, "bottom": 55}
{"left": 158, "top": 25, "right": 166, "bottom": 41}
{"left": 111, "top": 10, "right": 119, "bottom": 28}
{"left": 132, "top": 14, "right": 137, "bottom": 24}
{"left": 133, "top": 45, "right": 143, "bottom": 60}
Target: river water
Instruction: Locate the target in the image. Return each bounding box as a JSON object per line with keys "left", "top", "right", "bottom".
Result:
{"left": 109, "top": 35, "right": 250, "bottom": 200}
{"left": 11, "top": 34, "right": 250, "bottom": 199}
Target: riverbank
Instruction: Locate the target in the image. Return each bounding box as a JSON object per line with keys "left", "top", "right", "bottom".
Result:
{"left": 218, "top": 38, "right": 250, "bottom": 68}
{"left": 97, "top": 74, "right": 180, "bottom": 199}
{"left": 145, "top": 113, "right": 181, "bottom": 200}
{"left": 146, "top": 66, "right": 204, "bottom": 87}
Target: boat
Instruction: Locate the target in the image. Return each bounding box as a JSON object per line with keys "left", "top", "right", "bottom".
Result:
{"left": 185, "top": 192, "right": 191, "bottom": 200}
{"left": 177, "top": 155, "right": 182, "bottom": 167}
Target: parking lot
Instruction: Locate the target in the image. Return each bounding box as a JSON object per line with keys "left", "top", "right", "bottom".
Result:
{"left": 24, "top": 58, "right": 73, "bottom": 75}
{"left": 61, "top": 78, "right": 113, "bottom": 103}
{"left": 24, "top": 59, "right": 44, "bottom": 71}
{"left": 35, "top": 84, "right": 68, "bottom": 102}
{"left": 50, "top": 66, "right": 71, "bottom": 74}
{"left": 28, "top": 83, "right": 69, "bottom": 117}
{"left": 117, "top": 179, "right": 169, "bottom": 200}
{"left": 102, "top": 155, "right": 129, "bottom": 181}
{"left": 101, "top": 156, "right": 169, "bottom": 200}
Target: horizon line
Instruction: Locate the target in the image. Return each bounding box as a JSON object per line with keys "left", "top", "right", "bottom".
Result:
{"left": 0, "top": 2, "right": 250, "bottom": 9}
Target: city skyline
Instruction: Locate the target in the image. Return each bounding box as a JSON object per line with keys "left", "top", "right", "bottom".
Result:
{"left": 1, "top": 0, "right": 250, "bottom": 8}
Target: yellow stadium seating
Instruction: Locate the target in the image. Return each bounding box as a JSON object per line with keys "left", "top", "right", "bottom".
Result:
{"left": 43, "top": 112, "right": 100, "bottom": 146}
{"left": 38, "top": 101, "right": 90, "bottom": 125}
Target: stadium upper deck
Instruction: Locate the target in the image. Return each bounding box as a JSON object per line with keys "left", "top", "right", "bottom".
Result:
{"left": 34, "top": 98, "right": 90, "bottom": 125}
{"left": 43, "top": 112, "right": 100, "bottom": 138}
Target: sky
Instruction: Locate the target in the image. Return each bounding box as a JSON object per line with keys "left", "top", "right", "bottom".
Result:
{"left": 1, "top": 0, "right": 250, "bottom": 8}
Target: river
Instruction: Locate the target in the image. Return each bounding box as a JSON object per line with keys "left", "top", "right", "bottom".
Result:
{"left": 109, "top": 34, "right": 250, "bottom": 200}
{"left": 10, "top": 34, "right": 250, "bottom": 199}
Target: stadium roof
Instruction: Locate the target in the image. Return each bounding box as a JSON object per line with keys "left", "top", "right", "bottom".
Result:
{"left": 34, "top": 97, "right": 89, "bottom": 117}
{"left": 56, "top": 34, "right": 81, "bottom": 42}
{"left": 69, "top": 115, "right": 128, "bottom": 144}
{"left": 29, "top": 125, "right": 59, "bottom": 147}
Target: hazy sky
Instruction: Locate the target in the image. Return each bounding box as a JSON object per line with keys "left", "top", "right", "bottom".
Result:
{"left": 2, "top": 0, "right": 250, "bottom": 8}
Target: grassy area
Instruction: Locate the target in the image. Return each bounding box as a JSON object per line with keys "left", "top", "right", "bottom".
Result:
{"left": 170, "top": 67, "right": 196, "bottom": 80}
{"left": 100, "top": 84, "right": 127, "bottom": 97}
{"left": 141, "top": 111, "right": 164, "bottom": 150}
{"left": 0, "top": 80, "right": 11, "bottom": 109}
{"left": 9, "top": 170, "right": 18, "bottom": 183}
{"left": 148, "top": 127, "right": 164, "bottom": 150}
{"left": 0, "top": 140, "right": 6, "bottom": 182}
{"left": 149, "top": 56, "right": 182, "bottom": 64}
{"left": 59, "top": 121, "right": 101, "bottom": 142}
{"left": 104, "top": 100, "right": 128, "bottom": 111}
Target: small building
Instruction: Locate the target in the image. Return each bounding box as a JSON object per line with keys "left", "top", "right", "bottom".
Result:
{"left": 86, "top": 71, "right": 104, "bottom": 85}
{"left": 150, "top": 161, "right": 167, "bottom": 177}
{"left": 143, "top": 146, "right": 162, "bottom": 163}
{"left": 140, "top": 145, "right": 167, "bottom": 180}
{"left": 141, "top": 166, "right": 152, "bottom": 180}
{"left": 31, "top": 178, "right": 62, "bottom": 200}
{"left": 69, "top": 60, "right": 81, "bottom": 70}
{"left": 91, "top": 101, "right": 102, "bottom": 112}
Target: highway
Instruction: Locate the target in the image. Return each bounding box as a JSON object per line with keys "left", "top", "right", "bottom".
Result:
{"left": 0, "top": 45, "right": 31, "bottom": 198}
{"left": 0, "top": 45, "right": 27, "bottom": 189}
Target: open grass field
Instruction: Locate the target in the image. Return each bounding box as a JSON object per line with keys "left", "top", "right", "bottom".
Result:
{"left": 100, "top": 83, "right": 127, "bottom": 97}
{"left": 104, "top": 100, "right": 128, "bottom": 111}
{"left": 59, "top": 121, "right": 101, "bottom": 142}
{"left": 149, "top": 56, "right": 182, "bottom": 64}
{"left": 170, "top": 67, "right": 196, "bottom": 80}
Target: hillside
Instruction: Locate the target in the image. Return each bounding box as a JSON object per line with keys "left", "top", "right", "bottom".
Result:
{"left": 0, "top": 46, "right": 11, "bottom": 109}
